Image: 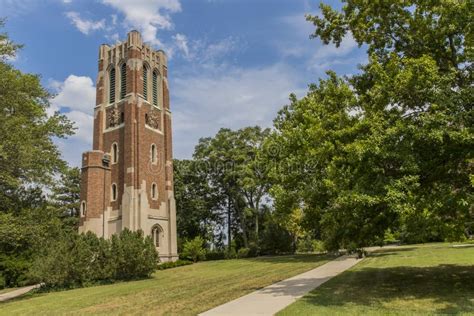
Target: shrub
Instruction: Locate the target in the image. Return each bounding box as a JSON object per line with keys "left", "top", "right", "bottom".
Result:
{"left": 312, "top": 240, "right": 326, "bottom": 253}
{"left": 225, "top": 245, "right": 237, "bottom": 259}
{"left": 237, "top": 248, "right": 250, "bottom": 258}
{"left": 181, "top": 237, "right": 206, "bottom": 262}
{"left": 205, "top": 250, "right": 226, "bottom": 261}
{"left": 157, "top": 259, "right": 192, "bottom": 270}
{"left": 31, "top": 229, "right": 158, "bottom": 289}
{"left": 0, "top": 273, "right": 5, "bottom": 289}
{"left": 111, "top": 229, "right": 158, "bottom": 280}
{"left": 296, "top": 236, "right": 313, "bottom": 253}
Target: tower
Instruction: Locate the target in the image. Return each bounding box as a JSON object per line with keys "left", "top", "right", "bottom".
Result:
{"left": 79, "top": 31, "right": 178, "bottom": 262}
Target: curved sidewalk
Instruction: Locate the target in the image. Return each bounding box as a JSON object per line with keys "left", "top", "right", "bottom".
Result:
{"left": 0, "top": 284, "right": 40, "bottom": 302}
{"left": 200, "top": 255, "right": 361, "bottom": 316}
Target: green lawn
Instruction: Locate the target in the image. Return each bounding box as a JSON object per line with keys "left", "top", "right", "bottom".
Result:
{"left": 0, "top": 254, "right": 333, "bottom": 315}
{"left": 279, "top": 243, "right": 474, "bottom": 315}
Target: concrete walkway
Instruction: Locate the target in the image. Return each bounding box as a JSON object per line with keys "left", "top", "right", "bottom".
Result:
{"left": 200, "top": 255, "right": 361, "bottom": 316}
{"left": 0, "top": 284, "right": 41, "bottom": 302}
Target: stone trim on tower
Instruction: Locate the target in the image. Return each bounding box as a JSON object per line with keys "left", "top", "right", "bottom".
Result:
{"left": 79, "top": 30, "right": 178, "bottom": 262}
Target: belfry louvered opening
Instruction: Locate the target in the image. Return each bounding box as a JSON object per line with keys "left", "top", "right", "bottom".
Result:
{"left": 109, "top": 68, "right": 116, "bottom": 103}
{"left": 120, "top": 63, "right": 126, "bottom": 99}
{"left": 152, "top": 71, "right": 158, "bottom": 106}
{"left": 143, "top": 66, "right": 148, "bottom": 100}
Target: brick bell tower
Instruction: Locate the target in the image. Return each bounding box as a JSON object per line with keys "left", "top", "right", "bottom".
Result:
{"left": 79, "top": 30, "right": 178, "bottom": 262}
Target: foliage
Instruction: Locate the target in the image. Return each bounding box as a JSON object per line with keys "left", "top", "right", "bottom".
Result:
{"left": 0, "top": 24, "right": 74, "bottom": 212}
{"left": 157, "top": 259, "right": 193, "bottom": 270}
{"left": 205, "top": 250, "right": 226, "bottom": 261}
{"left": 0, "top": 23, "right": 75, "bottom": 287}
{"left": 193, "top": 126, "right": 271, "bottom": 249}
{"left": 50, "top": 166, "right": 81, "bottom": 231}
{"left": 181, "top": 236, "right": 206, "bottom": 262}
{"left": 267, "top": 0, "right": 473, "bottom": 251}
{"left": 31, "top": 229, "right": 158, "bottom": 289}
{"left": 237, "top": 247, "right": 250, "bottom": 258}
{"left": 297, "top": 237, "right": 326, "bottom": 253}
{"left": 259, "top": 213, "right": 294, "bottom": 255}
{"left": 174, "top": 159, "right": 221, "bottom": 249}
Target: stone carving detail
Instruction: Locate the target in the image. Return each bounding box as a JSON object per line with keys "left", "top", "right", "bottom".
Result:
{"left": 146, "top": 110, "right": 160, "bottom": 129}
{"left": 107, "top": 107, "right": 121, "bottom": 128}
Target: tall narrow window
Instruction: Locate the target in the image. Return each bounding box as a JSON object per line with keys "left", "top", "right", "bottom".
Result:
{"left": 152, "top": 225, "right": 161, "bottom": 247}
{"left": 152, "top": 70, "right": 158, "bottom": 106}
{"left": 111, "top": 143, "right": 118, "bottom": 164}
{"left": 109, "top": 68, "right": 116, "bottom": 103}
{"left": 120, "top": 63, "right": 126, "bottom": 99}
{"left": 120, "top": 112, "right": 124, "bottom": 124}
{"left": 151, "top": 183, "right": 157, "bottom": 200}
{"left": 151, "top": 144, "right": 157, "bottom": 163}
{"left": 143, "top": 66, "right": 148, "bottom": 100}
{"left": 81, "top": 201, "right": 86, "bottom": 217}
{"left": 111, "top": 183, "right": 117, "bottom": 201}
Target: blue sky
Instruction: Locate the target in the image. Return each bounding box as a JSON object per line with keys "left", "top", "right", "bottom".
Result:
{"left": 1, "top": 0, "right": 366, "bottom": 167}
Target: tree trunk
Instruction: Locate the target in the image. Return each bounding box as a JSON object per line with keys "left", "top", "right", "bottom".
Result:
{"left": 227, "top": 196, "right": 232, "bottom": 249}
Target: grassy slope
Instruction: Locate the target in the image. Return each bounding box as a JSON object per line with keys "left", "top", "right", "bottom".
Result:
{"left": 279, "top": 243, "right": 474, "bottom": 315}
{"left": 0, "top": 254, "right": 333, "bottom": 315}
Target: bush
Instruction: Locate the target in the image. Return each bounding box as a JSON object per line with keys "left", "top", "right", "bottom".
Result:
{"left": 296, "top": 237, "right": 326, "bottom": 253}
{"left": 296, "top": 236, "right": 313, "bottom": 253}
{"left": 225, "top": 244, "right": 237, "bottom": 259}
{"left": 157, "top": 259, "right": 192, "bottom": 270}
{"left": 31, "top": 229, "right": 158, "bottom": 289}
{"left": 205, "top": 250, "right": 226, "bottom": 261}
{"left": 111, "top": 229, "right": 158, "bottom": 280}
{"left": 237, "top": 248, "right": 250, "bottom": 258}
{"left": 181, "top": 237, "right": 206, "bottom": 262}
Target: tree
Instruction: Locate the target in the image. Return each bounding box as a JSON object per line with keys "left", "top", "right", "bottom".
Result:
{"left": 268, "top": 1, "right": 472, "bottom": 250}
{"left": 174, "top": 159, "right": 221, "bottom": 247}
{"left": 193, "top": 127, "right": 271, "bottom": 249}
{"left": 0, "top": 21, "right": 74, "bottom": 287}
{"left": 51, "top": 167, "right": 81, "bottom": 230}
{"left": 0, "top": 21, "right": 74, "bottom": 212}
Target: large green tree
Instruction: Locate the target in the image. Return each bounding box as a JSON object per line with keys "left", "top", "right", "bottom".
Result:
{"left": 268, "top": 0, "right": 472, "bottom": 250}
{"left": 0, "top": 20, "right": 74, "bottom": 212}
{"left": 193, "top": 126, "right": 271, "bottom": 248}
{"left": 0, "top": 21, "right": 75, "bottom": 287}
{"left": 174, "top": 159, "right": 222, "bottom": 248}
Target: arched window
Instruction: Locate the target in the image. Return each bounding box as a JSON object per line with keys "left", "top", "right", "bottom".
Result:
{"left": 80, "top": 201, "right": 86, "bottom": 217}
{"left": 151, "top": 225, "right": 162, "bottom": 247}
{"left": 111, "top": 183, "right": 117, "bottom": 201}
{"left": 120, "top": 63, "right": 126, "bottom": 99}
{"left": 151, "top": 144, "right": 157, "bottom": 164}
{"left": 152, "top": 70, "right": 158, "bottom": 106}
{"left": 151, "top": 182, "right": 157, "bottom": 200}
{"left": 109, "top": 68, "right": 116, "bottom": 103}
{"left": 111, "top": 143, "right": 118, "bottom": 164}
{"left": 143, "top": 65, "right": 148, "bottom": 100}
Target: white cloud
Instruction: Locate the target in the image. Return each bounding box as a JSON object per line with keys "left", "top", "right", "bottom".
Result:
{"left": 171, "top": 63, "right": 306, "bottom": 158}
{"left": 50, "top": 75, "right": 95, "bottom": 146}
{"left": 172, "top": 33, "right": 189, "bottom": 58}
{"left": 102, "top": 0, "right": 181, "bottom": 46}
{"left": 51, "top": 75, "right": 96, "bottom": 114}
{"left": 65, "top": 11, "right": 106, "bottom": 35}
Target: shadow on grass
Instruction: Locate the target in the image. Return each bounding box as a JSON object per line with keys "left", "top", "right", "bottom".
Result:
{"left": 245, "top": 253, "right": 337, "bottom": 264}
{"left": 368, "top": 247, "right": 417, "bottom": 257}
{"left": 298, "top": 264, "right": 474, "bottom": 314}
